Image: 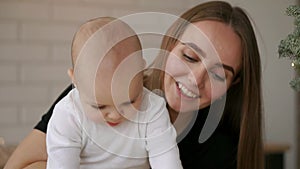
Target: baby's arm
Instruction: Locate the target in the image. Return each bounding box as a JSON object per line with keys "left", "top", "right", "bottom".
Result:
{"left": 148, "top": 145, "right": 182, "bottom": 169}
{"left": 46, "top": 98, "right": 82, "bottom": 169}
{"left": 146, "top": 99, "right": 183, "bottom": 169}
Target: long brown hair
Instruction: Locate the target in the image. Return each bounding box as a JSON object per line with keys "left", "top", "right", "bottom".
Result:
{"left": 144, "top": 1, "right": 264, "bottom": 169}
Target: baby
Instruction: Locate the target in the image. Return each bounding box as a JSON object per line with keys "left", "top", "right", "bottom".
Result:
{"left": 46, "top": 17, "right": 182, "bottom": 169}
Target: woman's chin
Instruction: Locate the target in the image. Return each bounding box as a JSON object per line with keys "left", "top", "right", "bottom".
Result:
{"left": 168, "top": 100, "right": 199, "bottom": 113}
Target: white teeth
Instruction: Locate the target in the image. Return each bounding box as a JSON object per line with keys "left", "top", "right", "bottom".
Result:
{"left": 177, "top": 82, "right": 199, "bottom": 98}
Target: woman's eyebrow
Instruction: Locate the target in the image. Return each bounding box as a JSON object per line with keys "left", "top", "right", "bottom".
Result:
{"left": 183, "top": 42, "right": 207, "bottom": 58}
{"left": 183, "top": 42, "right": 235, "bottom": 76}
{"left": 215, "top": 63, "right": 235, "bottom": 76}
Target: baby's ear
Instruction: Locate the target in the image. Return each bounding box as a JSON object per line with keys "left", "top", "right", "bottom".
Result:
{"left": 142, "top": 58, "right": 146, "bottom": 68}
{"left": 67, "top": 68, "right": 75, "bottom": 84}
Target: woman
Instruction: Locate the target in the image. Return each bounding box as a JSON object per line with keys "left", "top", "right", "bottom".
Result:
{"left": 4, "top": 1, "right": 263, "bottom": 169}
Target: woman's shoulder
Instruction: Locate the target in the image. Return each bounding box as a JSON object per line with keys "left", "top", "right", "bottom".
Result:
{"left": 141, "top": 88, "right": 166, "bottom": 109}
{"left": 54, "top": 88, "right": 78, "bottom": 110}
{"left": 34, "top": 85, "right": 73, "bottom": 133}
{"left": 178, "top": 118, "right": 238, "bottom": 169}
{"left": 51, "top": 88, "right": 82, "bottom": 122}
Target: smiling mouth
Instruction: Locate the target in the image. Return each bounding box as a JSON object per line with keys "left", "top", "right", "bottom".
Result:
{"left": 107, "top": 122, "right": 120, "bottom": 127}
{"left": 177, "top": 82, "right": 200, "bottom": 99}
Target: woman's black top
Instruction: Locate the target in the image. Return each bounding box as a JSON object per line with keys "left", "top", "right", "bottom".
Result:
{"left": 34, "top": 84, "right": 238, "bottom": 169}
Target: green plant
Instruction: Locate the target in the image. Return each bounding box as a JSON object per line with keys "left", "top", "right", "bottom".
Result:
{"left": 278, "top": 5, "right": 300, "bottom": 91}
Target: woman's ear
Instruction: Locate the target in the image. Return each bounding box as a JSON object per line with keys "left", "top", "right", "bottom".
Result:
{"left": 231, "top": 76, "right": 240, "bottom": 85}
{"left": 67, "top": 68, "right": 75, "bottom": 85}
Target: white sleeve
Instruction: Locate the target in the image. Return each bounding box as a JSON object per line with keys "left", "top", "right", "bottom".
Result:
{"left": 46, "top": 98, "right": 82, "bottom": 169}
{"left": 145, "top": 99, "right": 183, "bottom": 169}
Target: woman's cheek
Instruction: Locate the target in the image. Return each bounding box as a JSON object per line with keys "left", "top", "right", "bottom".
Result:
{"left": 165, "top": 55, "right": 187, "bottom": 77}
{"left": 210, "top": 84, "right": 227, "bottom": 102}
{"left": 165, "top": 56, "right": 177, "bottom": 76}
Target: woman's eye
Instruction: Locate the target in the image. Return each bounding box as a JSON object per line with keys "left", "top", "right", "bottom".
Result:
{"left": 183, "top": 54, "right": 198, "bottom": 63}
{"left": 210, "top": 72, "right": 225, "bottom": 82}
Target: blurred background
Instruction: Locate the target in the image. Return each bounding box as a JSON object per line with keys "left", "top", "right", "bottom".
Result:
{"left": 0, "top": 0, "right": 298, "bottom": 168}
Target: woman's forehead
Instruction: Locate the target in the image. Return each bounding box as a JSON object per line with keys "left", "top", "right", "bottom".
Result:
{"left": 180, "top": 20, "right": 242, "bottom": 71}
{"left": 180, "top": 22, "right": 217, "bottom": 58}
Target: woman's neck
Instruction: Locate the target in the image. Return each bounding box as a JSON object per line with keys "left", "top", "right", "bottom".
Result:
{"left": 167, "top": 105, "right": 179, "bottom": 124}
{"left": 167, "top": 105, "right": 198, "bottom": 136}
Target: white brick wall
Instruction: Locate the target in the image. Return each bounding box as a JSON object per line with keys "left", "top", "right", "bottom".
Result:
{"left": 0, "top": 2, "right": 50, "bottom": 20}
{"left": 0, "top": 43, "right": 49, "bottom": 61}
{"left": 0, "top": 107, "right": 18, "bottom": 125}
{"left": 0, "top": 21, "right": 18, "bottom": 40}
{"left": 0, "top": 64, "right": 18, "bottom": 83}
{"left": 0, "top": 85, "right": 48, "bottom": 103}
{"left": 0, "top": 0, "right": 194, "bottom": 144}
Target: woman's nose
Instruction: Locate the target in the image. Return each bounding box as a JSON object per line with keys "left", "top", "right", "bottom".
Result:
{"left": 187, "top": 65, "right": 207, "bottom": 88}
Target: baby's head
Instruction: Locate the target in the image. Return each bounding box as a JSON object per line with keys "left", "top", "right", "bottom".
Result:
{"left": 68, "top": 17, "right": 145, "bottom": 125}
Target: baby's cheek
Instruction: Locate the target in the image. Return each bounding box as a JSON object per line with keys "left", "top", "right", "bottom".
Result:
{"left": 83, "top": 105, "right": 105, "bottom": 123}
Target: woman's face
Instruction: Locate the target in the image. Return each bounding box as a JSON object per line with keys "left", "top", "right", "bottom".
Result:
{"left": 164, "top": 20, "right": 242, "bottom": 113}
